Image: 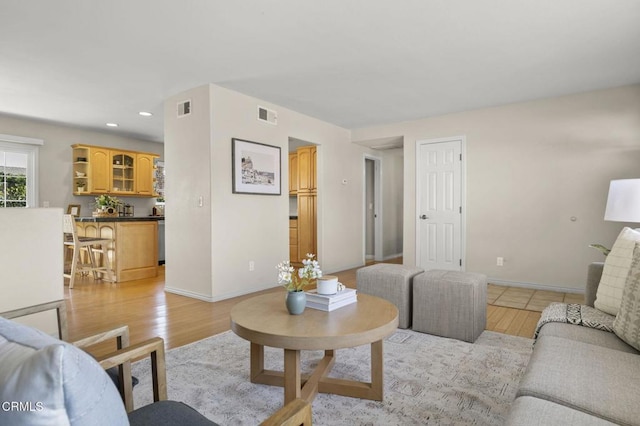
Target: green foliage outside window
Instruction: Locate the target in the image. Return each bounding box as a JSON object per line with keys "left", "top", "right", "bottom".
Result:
{"left": 0, "top": 171, "right": 27, "bottom": 208}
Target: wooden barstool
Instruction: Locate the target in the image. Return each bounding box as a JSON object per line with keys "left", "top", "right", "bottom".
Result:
{"left": 63, "top": 214, "right": 114, "bottom": 289}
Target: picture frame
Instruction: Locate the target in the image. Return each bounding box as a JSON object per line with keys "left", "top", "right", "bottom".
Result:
{"left": 67, "top": 204, "right": 81, "bottom": 216}
{"left": 232, "top": 138, "right": 281, "bottom": 195}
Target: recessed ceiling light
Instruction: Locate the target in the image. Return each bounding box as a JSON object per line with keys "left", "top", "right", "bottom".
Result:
{"left": 106, "top": 123, "right": 118, "bottom": 127}
{"left": 138, "top": 111, "right": 153, "bottom": 117}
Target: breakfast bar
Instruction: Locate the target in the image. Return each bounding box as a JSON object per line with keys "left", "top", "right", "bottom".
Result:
{"left": 75, "top": 216, "right": 161, "bottom": 282}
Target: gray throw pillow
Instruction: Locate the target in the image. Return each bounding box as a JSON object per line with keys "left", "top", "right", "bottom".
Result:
{"left": 613, "top": 242, "right": 640, "bottom": 351}
{"left": 0, "top": 316, "right": 129, "bottom": 426}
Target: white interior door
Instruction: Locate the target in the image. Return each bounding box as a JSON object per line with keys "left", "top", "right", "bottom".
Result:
{"left": 416, "top": 138, "right": 464, "bottom": 270}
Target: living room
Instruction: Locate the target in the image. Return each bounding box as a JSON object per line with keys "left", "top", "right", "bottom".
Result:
{"left": 1, "top": 1, "right": 640, "bottom": 425}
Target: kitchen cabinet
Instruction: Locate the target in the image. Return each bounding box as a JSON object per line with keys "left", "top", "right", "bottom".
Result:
{"left": 110, "top": 152, "right": 135, "bottom": 194}
{"left": 297, "top": 194, "right": 316, "bottom": 260}
{"left": 296, "top": 146, "right": 316, "bottom": 192}
{"left": 72, "top": 144, "right": 159, "bottom": 197}
{"left": 288, "top": 153, "right": 298, "bottom": 195}
{"left": 73, "top": 145, "right": 110, "bottom": 194}
{"left": 136, "top": 153, "right": 156, "bottom": 196}
{"left": 289, "top": 218, "right": 299, "bottom": 263}
{"left": 289, "top": 145, "right": 317, "bottom": 261}
{"left": 76, "top": 218, "right": 158, "bottom": 282}
{"left": 288, "top": 145, "right": 317, "bottom": 262}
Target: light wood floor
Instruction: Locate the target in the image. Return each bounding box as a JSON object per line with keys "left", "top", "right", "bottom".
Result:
{"left": 64, "top": 260, "right": 578, "bottom": 355}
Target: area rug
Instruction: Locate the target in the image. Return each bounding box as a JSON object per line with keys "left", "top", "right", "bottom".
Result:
{"left": 131, "top": 330, "right": 533, "bottom": 425}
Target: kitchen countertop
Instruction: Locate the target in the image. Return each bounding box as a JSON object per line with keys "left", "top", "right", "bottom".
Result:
{"left": 75, "top": 216, "right": 165, "bottom": 222}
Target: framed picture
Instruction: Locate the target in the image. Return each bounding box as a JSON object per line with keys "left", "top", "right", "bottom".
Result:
{"left": 67, "top": 204, "right": 81, "bottom": 216}
{"left": 232, "top": 138, "right": 281, "bottom": 195}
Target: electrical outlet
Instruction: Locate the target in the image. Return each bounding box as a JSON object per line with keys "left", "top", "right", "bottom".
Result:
{"left": 249, "top": 261, "right": 255, "bottom": 271}
{"left": 42, "top": 201, "right": 50, "bottom": 208}
{"left": 497, "top": 257, "right": 504, "bottom": 266}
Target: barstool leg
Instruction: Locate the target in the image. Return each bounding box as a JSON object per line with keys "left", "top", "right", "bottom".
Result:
{"left": 86, "top": 246, "right": 100, "bottom": 280}
{"left": 69, "top": 247, "right": 79, "bottom": 289}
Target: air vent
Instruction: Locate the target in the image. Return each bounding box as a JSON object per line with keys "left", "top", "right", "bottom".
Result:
{"left": 257, "top": 106, "right": 277, "bottom": 125}
{"left": 177, "top": 100, "right": 191, "bottom": 118}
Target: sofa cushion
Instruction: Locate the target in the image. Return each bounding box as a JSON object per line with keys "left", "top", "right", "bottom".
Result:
{"left": 595, "top": 227, "right": 640, "bottom": 315}
{"left": 506, "top": 396, "right": 617, "bottom": 426}
{"left": 0, "top": 316, "right": 128, "bottom": 426}
{"left": 613, "top": 243, "right": 640, "bottom": 351}
{"left": 517, "top": 335, "right": 640, "bottom": 425}
{"left": 537, "top": 322, "right": 638, "bottom": 354}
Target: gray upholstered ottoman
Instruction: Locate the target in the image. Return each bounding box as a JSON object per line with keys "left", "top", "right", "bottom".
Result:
{"left": 356, "top": 263, "right": 424, "bottom": 328}
{"left": 413, "top": 270, "right": 487, "bottom": 342}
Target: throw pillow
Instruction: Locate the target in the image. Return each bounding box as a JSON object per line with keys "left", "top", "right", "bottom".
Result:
{"left": 595, "top": 227, "right": 640, "bottom": 315}
{"left": 0, "top": 316, "right": 129, "bottom": 426}
{"left": 613, "top": 243, "right": 640, "bottom": 351}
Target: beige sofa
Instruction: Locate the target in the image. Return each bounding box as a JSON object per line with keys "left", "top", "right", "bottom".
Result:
{"left": 506, "top": 263, "right": 640, "bottom": 426}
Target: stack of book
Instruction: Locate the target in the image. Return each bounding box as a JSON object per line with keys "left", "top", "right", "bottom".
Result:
{"left": 305, "top": 287, "right": 357, "bottom": 311}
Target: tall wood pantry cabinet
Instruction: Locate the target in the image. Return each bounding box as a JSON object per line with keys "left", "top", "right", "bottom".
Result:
{"left": 289, "top": 145, "right": 317, "bottom": 264}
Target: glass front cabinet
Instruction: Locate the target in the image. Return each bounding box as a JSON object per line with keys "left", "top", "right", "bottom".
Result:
{"left": 111, "top": 152, "right": 135, "bottom": 194}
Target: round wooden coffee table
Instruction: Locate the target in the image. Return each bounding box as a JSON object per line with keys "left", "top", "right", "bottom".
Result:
{"left": 230, "top": 292, "right": 398, "bottom": 405}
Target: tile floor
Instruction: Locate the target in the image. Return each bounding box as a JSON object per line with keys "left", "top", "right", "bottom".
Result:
{"left": 488, "top": 284, "right": 584, "bottom": 312}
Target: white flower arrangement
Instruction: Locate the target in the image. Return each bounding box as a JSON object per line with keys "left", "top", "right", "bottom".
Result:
{"left": 276, "top": 253, "right": 322, "bottom": 292}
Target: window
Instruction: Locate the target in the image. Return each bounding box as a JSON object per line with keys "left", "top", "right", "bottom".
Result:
{"left": 0, "top": 134, "right": 42, "bottom": 208}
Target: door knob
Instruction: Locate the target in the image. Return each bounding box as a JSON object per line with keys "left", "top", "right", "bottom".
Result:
{"left": 420, "top": 214, "right": 429, "bottom": 220}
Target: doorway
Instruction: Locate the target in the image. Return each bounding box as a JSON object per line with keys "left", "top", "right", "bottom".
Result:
{"left": 364, "top": 155, "right": 383, "bottom": 262}
{"left": 288, "top": 137, "right": 318, "bottom": 265}
{"left": 415, "top": 136, "right": 466, "bottom": 271}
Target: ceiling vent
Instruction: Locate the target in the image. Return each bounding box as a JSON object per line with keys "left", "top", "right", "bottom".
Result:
{"left": 177, "top": 100, "right": 191, "bottom": 118}
{"left": 257, "top": 106, "right": 277, "bottom": 125}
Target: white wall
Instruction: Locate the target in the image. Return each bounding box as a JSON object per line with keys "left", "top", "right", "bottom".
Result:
{"left": 163, "top": 85, "right": 214, "bottom": 300}
{"left": 164, "top": 84, "right": 369, "bottom": 301}
{"left": 352, "top": 84, "right": 640, "bottom": 292}
{"left": 0, "top": 114, "right": 162, "bottom": 216}
{"left": 0, "top": 208, "right": 63, "bottom": 335}
{"left": 381, "top": 148, "right": 404, "bottom": 259}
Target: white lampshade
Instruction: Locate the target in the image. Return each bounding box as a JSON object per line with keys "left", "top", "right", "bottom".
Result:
{"left": 604, "top": 179, "right": 640, "bottom": 222}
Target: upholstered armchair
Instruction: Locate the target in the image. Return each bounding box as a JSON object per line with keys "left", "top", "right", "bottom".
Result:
{"left": 0, "top": 301, "right": 311, "bottom": 426}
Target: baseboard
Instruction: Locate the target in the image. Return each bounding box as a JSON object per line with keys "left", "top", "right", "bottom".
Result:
{"left": 383, "top": 253, "right": 403, "bottom": 261}
{"left": 325, "top": 262, "right": 366, "bottom": 275}
{"left": 209, "top": 285, "right": 281, "bottom": 302}
{"left": 165, "top": 284, "right": 283, "bottom": 303}
{"left": 488, "top": 278, "right": 584, "bottom": 294}
{"left": 164, "top": 287, "right": 215, "bottom": 302}
{"left": 366, "top": 253, "right": 402, "bottom": 262}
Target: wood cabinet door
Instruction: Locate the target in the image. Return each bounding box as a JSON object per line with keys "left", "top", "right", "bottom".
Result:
{"left": 297, "top": 193, "right": 316, "bottom": 259}
{"left": 297, "top": 147, "right": 312, "bottom": 191}
{"left": 288, "top": 153, "right": 298, "bottom": 194}
{"left": 136, "top": 154, "right": 156, "bottom": 196}
{"left": 289, "top": 218, "right": 299, "bottom": 263}
{"left": 311, "top": 147, "right": 317, "bottom": 190}
{"left": 116, "top": 221, "right": 158, "bottom": 281}
{"left": 89, "top": 148, "right": 110, "bottom": 193}
{"left": 110, "top": 152, "right": 135, "bottom": 194}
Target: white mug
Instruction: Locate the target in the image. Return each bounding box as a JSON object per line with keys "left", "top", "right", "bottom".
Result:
{"left": 316, "top": 276, "right": 344, "bottom": 295}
